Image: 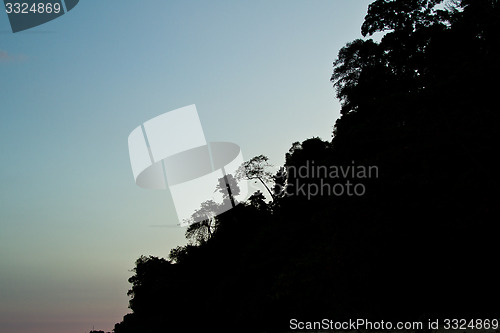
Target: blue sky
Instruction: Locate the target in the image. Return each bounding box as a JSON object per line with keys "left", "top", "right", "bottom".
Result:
{"left": 0, "top": 1, "right": 373, "bottom": 332}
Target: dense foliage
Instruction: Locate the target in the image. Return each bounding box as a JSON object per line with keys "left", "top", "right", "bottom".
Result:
{"left": 114, "top": 1, "right": 500, "bottom": 331}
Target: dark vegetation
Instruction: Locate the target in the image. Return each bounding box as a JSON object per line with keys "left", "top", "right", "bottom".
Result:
{"left": 112, "top": 1, "right": 500, "bottom": 331}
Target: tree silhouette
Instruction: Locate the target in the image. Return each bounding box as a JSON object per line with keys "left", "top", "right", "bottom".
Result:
{"left": 181, "top": 173, "right": 242, "bottom": 245}
{"left": 236, "top": 155, "right": 275, "bottom": 200}
{"left": 184, "top": 200, "right": 218, "bottom": 245}
{"left": 215, "top": 172, "right": 240, "bottom": 208}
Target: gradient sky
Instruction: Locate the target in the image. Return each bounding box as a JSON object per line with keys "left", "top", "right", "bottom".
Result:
{"left": 0, "top": 1, "right": 373, "bottom": 332}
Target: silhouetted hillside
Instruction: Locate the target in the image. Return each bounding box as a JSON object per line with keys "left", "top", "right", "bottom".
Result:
{"left": 113, "top": 1, "right": 500, "bottom": 331}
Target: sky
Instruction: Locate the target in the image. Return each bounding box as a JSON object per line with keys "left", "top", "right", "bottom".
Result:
{"left": 0, "top": 1, "right": 373, "bottom": 332}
